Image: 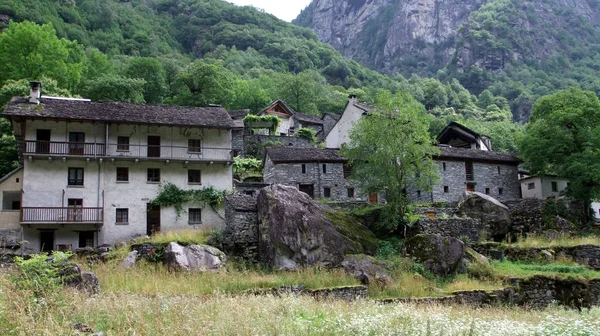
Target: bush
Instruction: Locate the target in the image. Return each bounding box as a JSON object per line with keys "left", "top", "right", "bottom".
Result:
{"left": 11, "top": 251, "right": 73, "bottom": 297}
{"left": 295, "top": 127, "right": 318, "bottom": 144}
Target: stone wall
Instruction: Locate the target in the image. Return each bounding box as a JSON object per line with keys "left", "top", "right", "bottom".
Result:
{"left": 411, "top": 160, "right": 520, "bottom": 203}
{"left": 223, "top": 195, "right": 259, "bottom": 261}
{"left": 234, "top": 182, "right": 269, "bottom": 198}
{"left": 412, "top": 218, "right": 485, "bottom": 242}
{"left": 232, "top": 129, "right": 244, "bottom": 156}
{"left": 505, "top": 198, "right": 583, "bottom": 234}
{"left": 249, "top": 285, "right": 368, "bottom": 301}
{"left": 243, "top": 135, "right": 313, "bottom": 157}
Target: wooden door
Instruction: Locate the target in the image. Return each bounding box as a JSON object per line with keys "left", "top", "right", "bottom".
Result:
{"left": 369, "top": 192, "right": 379, "bottom": 204}
{"left": 36, "top": 129, "right": 51, "bottom": 154}
{"left": 147, "top": 136, "right": 161, "bottom": 158}
{"left": 79, "top": 231, "right": 95, "bottom": 248}
{"left": 69, "top": 132, "right": 85, "bottom": 155}
{"left": 298, "top": 184, "right": 315, "bottom": 198}
{"left": 147, "top": 203, "right": 161, "bottom": 236}
{"left": 40, "top": 231, "right": 54, "bottom": 252}
{"left": 467, "top": 183, "right": 476, "bottom": 192}
{"left": 68, "top": 199, "right": 83, "bottom": 222}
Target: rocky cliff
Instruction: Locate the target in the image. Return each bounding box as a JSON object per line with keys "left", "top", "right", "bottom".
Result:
{"left": 295, "top": 0, "right": 600, "bottom": 77}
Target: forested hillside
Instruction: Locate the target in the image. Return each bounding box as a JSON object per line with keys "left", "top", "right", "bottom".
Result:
{"left": 296, "top": 0, "right": 600, "bottom": 122}
{"left": 0, "top": 0, "right": 523, "bottom": 177}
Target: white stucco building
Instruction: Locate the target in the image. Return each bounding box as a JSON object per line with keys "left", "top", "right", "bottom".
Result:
{"left": 325, "top": 95, "right": 373, "bottom": 149}
{"left": 2, "top": 83, "right": 235, "bottom": 253}
{"left": 520, "top": 175, "right": 570, "bottom": 200}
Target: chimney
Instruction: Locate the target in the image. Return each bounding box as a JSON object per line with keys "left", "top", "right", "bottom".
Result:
{"left": 348, "top": 94, "right": 357, "bottom": 104}
{"left": 29, "top": 81, "right": 42, "bottom": 104}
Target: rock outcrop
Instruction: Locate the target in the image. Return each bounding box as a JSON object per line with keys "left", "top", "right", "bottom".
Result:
{"left": 257, "top": 184, "right": 377, "bottom": 270}
{"left": 341, "top": 254, "right": 392, "bottom": 286}
{"left": 119, "top": 250, "right": 138, "bottom": 269}
{"left": 57, "top": 262, "right": 100, "bottom": 295}
{"left": 458, "top": 192, "right": 511, "bottom": 241}
{"left": 404, "top": 234, "right": 465, "bottom": 276}
{"left": 165, "top": 242, "right": 227, "bottom": 272}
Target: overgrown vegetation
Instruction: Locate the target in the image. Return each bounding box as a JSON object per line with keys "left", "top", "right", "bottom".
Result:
{"left": 233, "top": 156, "right": 263, "bottom": 182}
{"left": 151, "top": 182, "right": 228, "bottom": 216}
{"left": 131, "top": 228, "right": 216, "bottom": 246}
{"left": 10, "top": 251, "right": 73, "bottom": 298}
{"left": 295, "top": 127, "right": 318, "bottom": 144}
{"left": 242, "top": 114, "right": 281, "bottom": 136}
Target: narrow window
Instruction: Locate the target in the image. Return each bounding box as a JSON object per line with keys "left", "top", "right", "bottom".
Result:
{"left": 116, "top": 208, "right": 129, "bottom": 224}
{"left": 442, "top": 162, "right": 447, "bottom": 171}
{"left": 116, "top": 167, "right": 129, "bottom": 182}
{"left": 444, "top": 186, "right": 449, "bottom": 193}
{"left": 117, "top": 136, "right": 130, "bottom": 151}
{"left": 498, "top": 188, "right": 504, "bottom": 196}
{"left": 188, "top": 170, "right": 201, "bottom": 184}
{"left": 147, "top": 168, "right": 160, "bottom": 183}
{"left": 347, "top": 188, "right": 355, "bottom": 198}
{"left": 497, "top": 166, "right": 501, "bottom": 174}
{"left": 323, "top": 187, "right": 331, "bottom": 198}
{"left": 189, "top": 208, "right": 202, "bottom": 224}
{"left": 68, "top": 168, "right": 84, "bottom": 186}
{"left": 188, "top": 139, "right": 202, "bottom": 153}
{"left": 322, "top": 164, "right": 327, "bottom": 174}
{"left": 485, "top": 188, "right": 490, "bottom": 195}
{"left": 527, "top": 182, "right": 535, "bottom": 190}
{"left": 417, "top": 190, "right": 422, "bottom": 198}
{"left": 343, "top": 164, "right": 352, "bottom": 179}
{"left": 465, "top": 162, "right": 474, "bottom": 181}
{"left": 301, "top": 164, "right": 306, "bottom": 174}
{"left": 551, "top": 181, "right": 558, "bottom": 192}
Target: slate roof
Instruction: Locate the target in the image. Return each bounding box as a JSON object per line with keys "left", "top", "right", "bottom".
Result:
{"left": 322, "top": 112, "right": 341, "bottom": 121}
{"left": 4, "top": 97, "right": 236, "bottom": 129}
{"left": 353, "top": 103, "right": 375, "bottom": 113}
{"left": 435, "top": 146, "right": 520, "bottom": 164}
{"left": 265, "top": 147, "right": 346, "bottom": 163}
{"left": 225, "top": 194, "right": 257, "bottom": 212}
{"left": 437, "top": 122, "right": 490, "bottom": 143}
{"left": 228, "top": 109, "right": 251, "bottom": 120}
{"left": 0, "top": 166, "right": 22, "bottom": 184}
{"left": 294, "top": 112, "right": 324, "bottom": 125}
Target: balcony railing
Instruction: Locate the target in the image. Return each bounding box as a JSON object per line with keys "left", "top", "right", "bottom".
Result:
{"left": 21, "top": 207, "right": 104, "bottom": 224}
{"left": 25, "top": 141, "right": 105, "bottom": 156}
{"left": 24, "top": 141, "right": 233, "bottom": 161}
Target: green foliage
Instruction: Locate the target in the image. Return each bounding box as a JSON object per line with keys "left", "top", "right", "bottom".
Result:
{"left": 151, "top": 182, "right": 228, "bottom": 217}
{"left": 518, "top": 88, "right": 600, "bottom": 222}
{"left": 242, "top": 114, "right": 281, "bottom": 136}
{"left": 82, "top": 75, "right": 145, "bottom": 103}
{"left": 233, "top": 156, "right": 263, "bottom": 182}
{"left": 171, "top": 60, "right": 234, "bottom": 107}
{"left": 124, "top": 57, "right": 168, "bottom": 104}
{"left": 342, "top": 90, "right": 440, "bottom": 229}
{"left": 11, "top": 251, "right": 72, "bottom": 297}
{"left": 376, "top": 237, "right": 404, "bottom": 260}
{"left": 295, "top": 127, "right": 318, "bottom": 144}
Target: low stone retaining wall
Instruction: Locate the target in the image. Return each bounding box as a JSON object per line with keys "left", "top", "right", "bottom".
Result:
{"left": 473, "top": 243, "right": 600, "bottom": 270}
{"left": 223, "top": 195, "right": 259, "bottom": 261}
{"left": 412, "top": 218, "right": 484, "bottom": 242}
{"left": 130, "top": 243, "right": 167, "bottom": 261}
{"left": 414, "top": 207, "right": 459, "bottom": 218}
{"left": 248, "top": 285, "right": 368, "bottom": 301}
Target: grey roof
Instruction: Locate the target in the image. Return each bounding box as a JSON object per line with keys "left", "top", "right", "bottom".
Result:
{"left": 322, "top": 112, "right": 341, "bottom": 121}
{"left": 225, "top": 194, "right": 257, "bottom": 212}
{"left": 435, "top": 146, "right": 520, "bottom": 164}
{"left": 353, "top": 103, "right": 375, "bottom": 113}
{"left": 228, "top": 109, "right": 251, "bottom": 120}
{"left": 4, "top": 97, "right": 236, "bottom": 129}
{"left": 437, "top": 122, "right": 489, "bottom": 143}
{"left": 265, "top": 147, "right": 346, "bottom": 163}
{"left": 294, "top": 112, "right": 323, "bottom": 125}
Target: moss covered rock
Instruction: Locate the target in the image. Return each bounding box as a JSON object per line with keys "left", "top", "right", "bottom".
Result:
{"left": 404, "top": 234, "right": 465, "bottom": 276}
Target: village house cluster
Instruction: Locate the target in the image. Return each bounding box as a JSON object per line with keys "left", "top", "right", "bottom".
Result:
{"left": 0, "top": 82, "right": 598, "bottom": 253}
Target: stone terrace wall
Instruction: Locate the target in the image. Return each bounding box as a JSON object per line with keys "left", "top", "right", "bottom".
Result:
{"left": 243, "top": 135, "right": 313, "bottom": 157}
{"left": 412, "top": 218, "right": 485, "bottom": 242}
{"left": 223, "top": 194, "right": 259, "bottom": 261}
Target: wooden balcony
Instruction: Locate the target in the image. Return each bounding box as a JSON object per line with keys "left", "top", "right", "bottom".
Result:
{"left": 24, "top": 141, "right": 233, "bottom": 162}
{"left": 21, "top": 207, "right": 104, "bottom": 224}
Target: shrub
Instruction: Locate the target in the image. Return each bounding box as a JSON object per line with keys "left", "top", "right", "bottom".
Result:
{"left": 11, "top": 251, "right": 73, "bottom": 297}
{"left": 295, "top": 127, "right": 318, "bottom": 144}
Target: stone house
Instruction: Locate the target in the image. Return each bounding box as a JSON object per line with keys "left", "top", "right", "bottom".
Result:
{"left": 263, "top": 147, "right": 374, "bottom": 202}
{"left": 2, "top": 82, "right": 235, "bottom": 253}
{"left": 259, "top": 100, "right": 324, "bottom": 139}
{"left": 325, "top": 95, "right": 374, "bottom": 149}
{"left": 411, "top": 123, "right": 521, "bottom": 203}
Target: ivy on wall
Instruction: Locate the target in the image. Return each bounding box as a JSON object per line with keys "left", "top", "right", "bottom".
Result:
{"left": 152, "top": 182, "right": 229, "bottom": 217}
{"left": 243, "top": 114, "right": 281, "bottom": 136}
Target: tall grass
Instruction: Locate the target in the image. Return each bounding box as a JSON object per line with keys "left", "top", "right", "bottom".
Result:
{"left": 492, "top": 260, "right": 600, "bottom": 279}
{"left": 509, "top": 233, "right": 600, "bottom": 248}
{"left": 130, "top": 228, "right": 216, "bottom": 245}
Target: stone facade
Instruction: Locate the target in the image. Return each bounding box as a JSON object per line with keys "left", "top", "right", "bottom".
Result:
{"left": 223, "top": 195, "right": 259, "bottom": 261}
{"left": 411, "top": 160, "right": 520, "bottom": 203}
{"left": 234, "top": 182, "right": 269, "bottom": 198}
{"left": 264, "top": 157, "right": 363, "bottom": 202}
{"left": 412, "top": 218, "right": 485, "bottom": 242}
{"left": 243, "top": 135, "right": 314, "bottom": 158}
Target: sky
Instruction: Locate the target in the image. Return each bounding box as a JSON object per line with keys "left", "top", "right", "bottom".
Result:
{"left": 226, "top": 0, "right": 313, "bottom": 22}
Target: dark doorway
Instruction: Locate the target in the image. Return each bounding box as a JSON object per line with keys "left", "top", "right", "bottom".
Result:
{"left": 147, "top": 136, "right": 161, "bottom": 158}
{"left": 40, "top": 231, "right": 54, "bottom": 252}
{"left": 467, "top": 183, "right": 476, "bottom": 192}
{"left": 298, "top": 184, "right": 314, "bottom": 198}
{"left": 369, "top": 192, "right": 379, "bottom": 204}
{"left": 69, "top": 132, "right": 85, "bottom": 155}
{"left": 79, "top": 231, "right": 95, "bottom": 248}
{"left": 67, "top": 198, "right": 83, "bottom": 222}
{"left": 147, "top": 203, "right": 161, "bottom": 236}
{"left": 36, "top": 129, "right": 51, "bottom": 154}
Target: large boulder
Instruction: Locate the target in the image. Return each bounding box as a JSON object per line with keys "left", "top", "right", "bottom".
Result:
{"left": 458, "top": 192, "right": 511, "bottom": 240}
{"left": 341, "top": 254, "right": 392, "bottom": 286}
{"left": 165, "top": 242, "right": 227, "bottom": 272}
{"left": 56, "top": 261, "right": 100, "bottom": 295}
{"left": 119, "top": 250, "right": 138, "bottom": 269}
{"left": 257, "top": 184, "right": 377, "bottom": 270}
{"left": 404, "top": 234, "right": 465, "bottom": 276}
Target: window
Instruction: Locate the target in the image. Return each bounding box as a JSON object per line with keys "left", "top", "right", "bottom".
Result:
{"left": 323, "top": 187, "right": 331, "bottom": 198}
{"left": 188, "top": 139, "right": 202, "bottom": 153}
{"left": 527, "top": 182, "right": 535, "bottom": 190}
{"left": 116, "top": 208, "right": 129, "bottom": 224}
{"left": 497, "top": 166, "right": 501, "bottom": 174}
{"left": 444, "top": 186, "right": 449, "bottom": 193}
{"left": 322, "top": 164, "right": 327, "bottom": 174}
{"left": 67, "top": 199, "right": 83, "bottom": 222}
{"left": 347, "top": 188, "right": 355, "bottom": 198}
{"left": 465, "top": 162, "right": 474, "bottom": 180}
{"left": 68, "top": 168, "right": 84, "bottom": 186}
{"left": 485, "top": 188, "right": 490, "bottom": 195}
{"left": 79, "top": 231, "right": 94, "bottom": 248}
{"left": 69, "top": 132, "right": 85, "bottom": 155}
{"left": 551, "top": 181, "right": 558, "bottom": 192}
{"left": 116, "top": 167, "right": 129, "bottom": 182}
{"left": 188, "top": 170, "right": 201, "bottom": 184}
{"left": 189, "top": 208, "right": 202, "bottom": 224}
{"left": 343, "top": 164, "right": 352, "bottom": 179}
{"left": 117, "top": 136, "right": 130, "bottom": 151}
{"left": 442, "top": 162, "right": 447, "bottom": 171}
{"left": 417, "top": 190, "right": 422, "bottom": 198}
{"left": 147, "top": 168, "right": 160, "bottom": 183}
{"left": 467, "top": 183, "right": 475, "bottom": 192}
{"left": 301, "top": 164, "right": 306, "bottom": 174}
{"left": 498, "top": 188, "right": 504, "bottom": 196}
{"left": 2, "top": 191, "right": 20, "bottom": 210}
